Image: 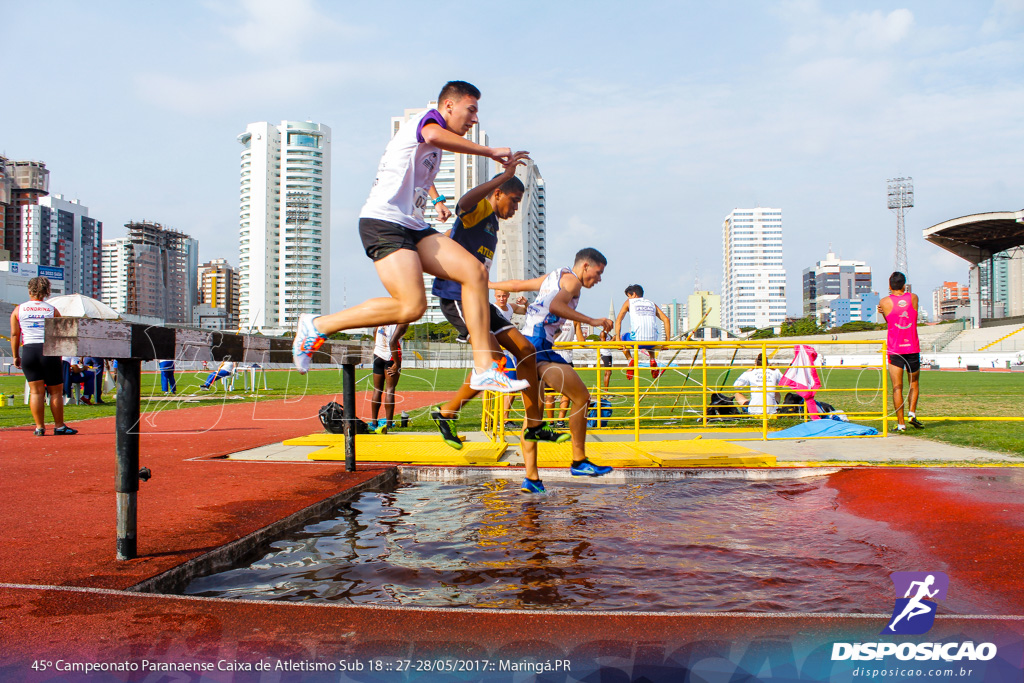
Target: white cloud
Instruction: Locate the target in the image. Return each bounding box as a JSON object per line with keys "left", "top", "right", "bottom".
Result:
{"left": 221, "top": 0, "right": 359, "bottom": 57}
{"left": 783, "top": 3, "right": 914, "bottom": 55}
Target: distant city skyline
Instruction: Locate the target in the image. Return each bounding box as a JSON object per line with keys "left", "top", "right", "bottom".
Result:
{"left": 3, "top": 1, "right": 1022, "bottom": 323}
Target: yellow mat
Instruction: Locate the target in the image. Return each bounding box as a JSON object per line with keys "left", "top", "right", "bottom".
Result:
{"left": 308, "top": 440, "right": 507, "bottom": 466}
{"left": 536, "top": 442, "right": 658, "bottom": 467}
{"left": 285, "top": 433, "right": 464, "bottom": 446}
{"left": 537, "top": 439, "right": 774, "bottom": 468}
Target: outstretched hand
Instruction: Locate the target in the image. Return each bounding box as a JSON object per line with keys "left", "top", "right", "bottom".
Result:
{"left": 501, "top": 151, "right": 530, "bottom": 176}
{"left": 591, "top": 317, "right": 614, "bottom": 333}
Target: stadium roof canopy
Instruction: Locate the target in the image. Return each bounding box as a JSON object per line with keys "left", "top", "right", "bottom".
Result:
{"left": 923, "top": 209, "right": 1024, "bottom": 263}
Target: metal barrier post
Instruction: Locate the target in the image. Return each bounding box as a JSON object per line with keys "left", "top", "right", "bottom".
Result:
{"left": 701, "top": 346, "right": 708, "bottom": 427}
{"left": 881, "top": 341, "right": 889, "bottom": 436}
{"left": 761, "top": 343, "right": 769, "bottom": 440}
{"left": 342, "top": 363, "right": 356, "bottom": 472}
{"left": 633, "top": 341, "right": 640, "bottom": 441}
{"left": 115, "top": 359, "right": 141, "bottom": 560}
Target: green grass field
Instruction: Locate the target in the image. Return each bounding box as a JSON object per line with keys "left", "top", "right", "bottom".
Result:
{"left": 2, "top": 365, "right": 1022, "bottom": 456}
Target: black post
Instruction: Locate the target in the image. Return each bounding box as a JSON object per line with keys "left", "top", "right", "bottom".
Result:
{"left": 115, "top": 359, "right": 141, "bottom": 560}
{"left": 342, "top": 363, "right": 356, "bottom": 472}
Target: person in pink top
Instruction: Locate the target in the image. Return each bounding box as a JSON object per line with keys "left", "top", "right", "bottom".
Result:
{"left": 878, "top": 271, "right": 923, "bottom": 432}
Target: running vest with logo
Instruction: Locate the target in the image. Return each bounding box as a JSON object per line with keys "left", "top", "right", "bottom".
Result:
{"left": 628, "top": 297, "right": 660, "bottom": 341}
{"left": 885, "top": 292, "right": 920, "bottom": 354}
{"left": 522, "top": 268, "right": 581, "bottom": 343}
{"left": 431, "top": 198, "right": 499, "bottom": 300}
{"left": 373, "top": 324, "right": 400, "bottom": 361}
{"left": 359, "top": 109, "right": 447, "bottom": 231}
{"left": 17, "top": 300, "right": 57, "bottom": 345}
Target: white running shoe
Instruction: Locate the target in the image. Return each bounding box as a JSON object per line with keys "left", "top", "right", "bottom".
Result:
{"left": 469, "top": 363, "right": 530, "bottom": 393}
{"left": 292, "top": 313, "right": 327, "bottom": 374}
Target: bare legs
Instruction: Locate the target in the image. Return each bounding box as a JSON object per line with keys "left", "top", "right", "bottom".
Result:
{"left": 28, "top": 380, "right": 66, "bottom": 430}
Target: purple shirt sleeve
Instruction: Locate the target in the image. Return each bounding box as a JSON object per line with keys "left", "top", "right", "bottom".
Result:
{"left": 416, "top": 109, "right": 448, "bottom": 144}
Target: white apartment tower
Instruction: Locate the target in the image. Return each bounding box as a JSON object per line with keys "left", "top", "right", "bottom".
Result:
{"left": 721, "top": 207, "right": 787, "bottom": 333}
{"left": 391, "top": 104, "right": 490, "bottom": 324}
{"left": 20, "top": 194, "right": 102, "bottom": 298}
{"left": 237, "top": 121, "right": 331, "bottom": 334}
{"left": 492, "top": 159, "right": 546, "bottom": 284}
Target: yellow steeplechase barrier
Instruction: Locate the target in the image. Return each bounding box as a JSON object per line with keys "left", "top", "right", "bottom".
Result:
{"left": 304, "top": 435, "right": 508, "bottom": 466}
{"left": 485, "top": 339, "right": 898, "bottom": 442}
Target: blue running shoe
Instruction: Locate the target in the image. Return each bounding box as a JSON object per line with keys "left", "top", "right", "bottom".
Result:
{"left": 521, "top": 478, "right": 546, "bottom": 493}
{"left": 366, "top": 419, "right": 376, "bottom": 431}
{"left": 570, "top": 458, "right": 613, "bottom": 477}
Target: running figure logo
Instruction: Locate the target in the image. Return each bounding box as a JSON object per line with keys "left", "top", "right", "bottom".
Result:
{"left": 882, "top": 571, "right": 949, "bottom": 635}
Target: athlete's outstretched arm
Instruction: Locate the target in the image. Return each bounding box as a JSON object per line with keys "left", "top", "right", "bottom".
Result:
{"left": 490, "top": 275, "right": 545, "bottom": 293}
{"left": 420, "top": 123, "right": 514, "bottom": 164}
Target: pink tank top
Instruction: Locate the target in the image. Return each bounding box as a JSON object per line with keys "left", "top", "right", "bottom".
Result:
{"left": 885, "top": 292, "right": 920, "bottom": 354}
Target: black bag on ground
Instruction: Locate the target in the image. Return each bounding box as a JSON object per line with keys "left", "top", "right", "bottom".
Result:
{"left": 318, "top": 401, "right": 370, "bottom": 435}
{"left": 779, "top": 392, "right": 836, "bottom": 415}
{"left": 708, "top": 392, "right": 740, "bottom": 416}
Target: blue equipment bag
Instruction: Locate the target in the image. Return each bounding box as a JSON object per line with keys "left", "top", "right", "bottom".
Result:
{"left": 587, "top": 398, "right": 612, "bottom": 427}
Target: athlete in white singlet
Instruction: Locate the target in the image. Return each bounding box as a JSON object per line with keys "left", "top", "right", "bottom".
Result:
{"left": 492, "top": 248, "right": 616, "bottom": 486}
{"left": 614, "top": 284, "right": 671, "bottom": 379}
{"left": 369, "top": 323, "right": 409, "bottom": 433}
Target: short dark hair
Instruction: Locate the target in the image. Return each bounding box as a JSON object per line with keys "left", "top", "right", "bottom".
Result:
{"left": 889, "top": 271, "right": 907, "bottom": 290}
{"left": 490, "top": 173, "right": 525, "bottom": 195}
{"left": 574, "top": 247, "right": 607, "bottom": 267}
{"left": 625, "top": 284, "right": 644, "bottom": 297}
{"left": 755, "top": 353, "right": 765, "bottom": 367}
{"left": 27, "top": 276, "right": 51, "bottom": 299}
{"left": 438, "top": 81, "right": 481, "bottom": 105}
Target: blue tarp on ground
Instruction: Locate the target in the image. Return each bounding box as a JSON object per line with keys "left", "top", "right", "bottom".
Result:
{"left": 768, "top": 420, "right": 879, "bottom": 439}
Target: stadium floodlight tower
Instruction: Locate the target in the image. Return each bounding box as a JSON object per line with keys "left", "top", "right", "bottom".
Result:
{"left": 887, "top": 176, "right": 914, "bottom": 276}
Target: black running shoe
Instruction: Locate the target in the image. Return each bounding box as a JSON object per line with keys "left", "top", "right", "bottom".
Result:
{"left": 909, "top": 416, "right": 924, "bottom": 429}
{"left": 431, "top": 407, "right": 463, "bottom": 450}
{"left": 523, "top": 424, "right": 571, "bottom": 444}
{"left": 54, "top": 425, "right": 78, "bottom": 435}
{"left": 34, "top": 427, "right": 45, "bottom": 436}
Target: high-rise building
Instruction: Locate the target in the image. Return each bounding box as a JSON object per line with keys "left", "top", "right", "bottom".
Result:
{"left": 977, "top": 252, "right": 1014, "bottom": 319}
{"left": 391, "top": 104, "right": 490, "bottom": 324}
{"left": 659, "top": 300, "right": 688, "bottom": 339}
{"left": 801, "top": 248, "right": 872, "bottom": 324}
{"left": 237, "top": 121, "right": 331, "bottom": 334}
{"left": 197, "top": 258, "right": 240, "bottom": 330}
{"left": 19, "top": 194, "right": 102, "bottom": 298}
{"left": 0, "top": 156, "right": 11, "bottom": 258}
{"left": 492, "top": 159, "right": 546, "bottom": 285}
{"left": 721, "top": 208, "right": 787, "bottom": 333}
{"left": 686, "top": 291, "right": 721, "bottom": 331}
{"left": 932, "top": 281, "right": 970, "bottom": 322}
{"left": 101, "top": 221, "right": 198, "bottom": 324}
{"left": 3, "top": 160, "right": 49, "bottom": 261}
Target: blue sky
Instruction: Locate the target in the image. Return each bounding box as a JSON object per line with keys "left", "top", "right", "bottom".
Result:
{"left": 3, "top": 0, "right": 1022, "bottom": 319}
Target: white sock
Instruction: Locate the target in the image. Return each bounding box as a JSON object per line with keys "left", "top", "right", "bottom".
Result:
{"left": 908, "top": 411, "right": 916, "bottom": 418}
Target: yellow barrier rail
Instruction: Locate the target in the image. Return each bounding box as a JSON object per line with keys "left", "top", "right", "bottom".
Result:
{"left": 486, "top": 339, "right": 893, "bottom": 442}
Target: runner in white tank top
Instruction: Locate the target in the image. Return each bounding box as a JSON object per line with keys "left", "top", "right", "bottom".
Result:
{"left": 614, "top": 284, "right": 671, "bottom": 380}
{"left": 492, "top": 248, "right": 615, "bottom": 482}
{"left": 290, "top": 80, "right": 529, "bottom": 397}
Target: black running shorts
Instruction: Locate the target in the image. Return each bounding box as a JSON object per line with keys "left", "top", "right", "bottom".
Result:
{"left": 888, "top": 352, "right": 921, "bottom": 374}
{"left": 20, "top": 343, "right": 63, "bottom": 385}
{"left": 439, "top": 299, "right": 515, "bottom": 341}
{"left": 359, "top": 218, "right": 440, "bottom": 262}
{"left": 372, "top": 355, "right": 395, "bottom": 375}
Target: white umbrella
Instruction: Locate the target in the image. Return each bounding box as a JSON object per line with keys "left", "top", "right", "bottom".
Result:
{"left": 47, "top": 294, "right": 121, "bottom": 319}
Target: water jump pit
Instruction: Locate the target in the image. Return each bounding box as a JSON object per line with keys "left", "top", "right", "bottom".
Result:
{"left": 165, "top": 462, "right": 1024, "bottom": 681}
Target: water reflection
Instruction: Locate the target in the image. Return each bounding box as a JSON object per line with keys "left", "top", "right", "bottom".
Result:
{"left": 185, "top": 477, "right": 944, "bottom": 612}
